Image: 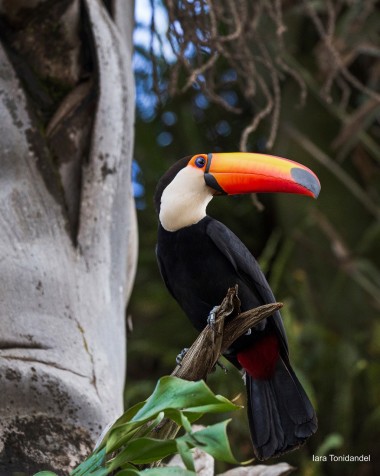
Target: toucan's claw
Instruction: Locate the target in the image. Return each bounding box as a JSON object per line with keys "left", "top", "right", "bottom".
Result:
{"left": 176, "top": 347, "right": 189, "bottom": 366}
{"left": 245, "top": 328, "right": 252, "bottom": 336}
{"left": 207, "top": 305, "right": 219, "bottom": 329}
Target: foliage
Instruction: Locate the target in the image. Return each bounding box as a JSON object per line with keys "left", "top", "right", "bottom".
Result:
{"left": 35, "top": 377, "right": 241, "bottom": 476}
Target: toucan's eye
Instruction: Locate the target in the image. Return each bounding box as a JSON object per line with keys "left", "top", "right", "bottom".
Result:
{"left": 195, "top": 156, "right": 206, "bottom": 168}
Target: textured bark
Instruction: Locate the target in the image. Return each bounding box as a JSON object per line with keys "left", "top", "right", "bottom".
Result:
{"left": 0, "top": 0, "right": 136, "bottom": 474}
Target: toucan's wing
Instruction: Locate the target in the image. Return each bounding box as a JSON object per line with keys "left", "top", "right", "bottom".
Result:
{"left": 205, "top": 218, "right": 288, "bottom": 352}
{"left": 205, "top": 218, "right": 277, "bottom": 304}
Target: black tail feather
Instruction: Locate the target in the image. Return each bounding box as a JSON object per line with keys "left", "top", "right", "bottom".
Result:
{"left": 246, "top": 356, "right": 317, "bottom": 460}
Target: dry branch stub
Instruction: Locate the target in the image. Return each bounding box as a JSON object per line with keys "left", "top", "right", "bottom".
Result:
{"left": 172, "top": 285, "right": 283, "bottom": 381}
{"left": 151, "top": 285, "right": 283, "bottom": 456}
{"left": 149, "top": 285, "right": 283, "bottom": 456}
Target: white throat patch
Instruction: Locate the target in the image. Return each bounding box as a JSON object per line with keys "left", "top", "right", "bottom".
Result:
{"left": 159, "top": 166, "right": 213, "bottom": 232}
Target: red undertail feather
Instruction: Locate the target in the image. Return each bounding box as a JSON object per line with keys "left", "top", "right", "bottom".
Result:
{"left": 237, "top": 334, "right": 279, "bottom": 380}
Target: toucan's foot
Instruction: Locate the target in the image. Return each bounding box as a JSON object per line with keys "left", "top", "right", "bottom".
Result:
{"left": 207, "top": 305, "right": 219, "bottom": 329}
{"left": 176, "top": 347, "right": 189, "bottom": 366}
{"left": 245, "top": 328, "right": 252, "bottom": 336}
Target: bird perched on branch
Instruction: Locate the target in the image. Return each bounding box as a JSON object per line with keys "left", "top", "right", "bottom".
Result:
{"left": 154, "top": 152, "right": 319, "bottom": 460}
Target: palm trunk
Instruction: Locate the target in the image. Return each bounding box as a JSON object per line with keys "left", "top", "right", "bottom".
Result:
{"left": 0, "top": 0, "right": 136, "bottom": 473}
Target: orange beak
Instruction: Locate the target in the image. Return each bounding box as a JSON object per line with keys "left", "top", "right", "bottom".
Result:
{"left": 204, "top": 152, "right": 320, "bottom": 198}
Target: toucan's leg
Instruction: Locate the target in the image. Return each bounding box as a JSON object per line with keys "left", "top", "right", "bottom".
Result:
{"left": 208, "top": 304, "right": 251, "bottom": 335}
{"left": 176, "top": 347, "right": 189, "bottom": 366}
{"left": 207, "top": 305, "right": 219, "bottom": 328}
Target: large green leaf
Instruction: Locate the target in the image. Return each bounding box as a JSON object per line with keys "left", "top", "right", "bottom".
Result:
{"left": 175, "top": 440, "right": 195, "bottom": 472}
{"left": 182, "top": 420, "right": 239, "bottom": 464}
{"left": 34, "top": 472, "right": 58, "bottom": 476}
{"left": 71, "top": 448, "right": 107, "bottom": 476}
{"left": 165, "top": 409, "right": 193, "bottom": 432}
{"left": 131, "top": 377, "right": 239, "bottom": 423}
{"left": 108, "top": 437, "right": 177, "bottom": 470}
{"left": 114, "top": 470, "right": 140, "bottom": 476}
{"left": 106, "top": 411, "right": 165, "bottom": 453}
{"left": 84, "top": 469, "right": 109, "bottom": 476}
{"left": 97, "top": 401, "right": 147, "bottom": 451}
{"left": 112, "top": 401, "right": 147, "bottom": 427}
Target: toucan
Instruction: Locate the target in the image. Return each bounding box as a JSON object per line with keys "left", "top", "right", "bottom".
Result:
{"left": 154, "top": 152, "right": 320, "bottom": 460}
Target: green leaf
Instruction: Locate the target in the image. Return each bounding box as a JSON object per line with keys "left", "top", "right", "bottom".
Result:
{"left": 114, "top": 470, "right": 140, "bottom": 476}
{"left": 176, "top": 440, "right": 195, "bottom": 472}
{"left": 165, "top": 409, "right": 193, "bottom": 432}
{"left": 106, "top": 423, "right": 140, "bottom": 454}
{"left": 113, "top": 401, "right": 147, "bottom": 427}
{"left": 85, "top": 469, "right": 109, "bottom": 476}
{"left": 96, "top": 401, "right": 146, "bottom": 451}
{"left": 34, "top": 472, "right": 59, "bottom": 476}
{"left": 140, "top": 468, "right": 195, "bottom": 475}
{"left": 106, "top": 412, "right": 165, "bottom": 453}
{"left": 71, "top": 448, "right": 106, "bottom": 476}
{"left": 132, "top": 377, "right": 239, "bottom": 423}
{"left": 108, "top": 437, "right": 177, "bottom": 470}
{"left": 136, "top": 411, "right": 166, "bottom": 438}
{"left": 182, "top": 420, "right": 239, "bottom": 464}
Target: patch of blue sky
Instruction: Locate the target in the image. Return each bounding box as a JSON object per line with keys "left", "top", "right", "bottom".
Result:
{"left": 220, "top": 90, "right": 238, "bottom": 107}
{"left": 221, "top": 69, "right": 238, "bottom": 83}
{"left": 134, "top": 0, "right": 176, "bottom": 62}
{"left": 161, "top": 111, "right": 177, "bottom": 126}
{"left": 194, "top": 92, "right": 209, "bottom": 110}
{"left": 134, "top": 1, "right": 176, "bottom": 122}
{"left": 157, "top": 131, "right": 173, "bottom": 147}
{"left": 215, "top": 120, "right": 231, "bottom": 137}
{"left": 132, "top": 160, "right": 145, "bottom": 209}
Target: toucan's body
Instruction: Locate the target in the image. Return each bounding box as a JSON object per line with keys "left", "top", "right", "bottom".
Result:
{"left": 155, "top": 153, "right": 319, "bottom": 460}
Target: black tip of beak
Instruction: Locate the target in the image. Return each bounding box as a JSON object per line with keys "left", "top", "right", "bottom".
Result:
{"left": 291, "top": 168, "right": 321, "bottom": 198}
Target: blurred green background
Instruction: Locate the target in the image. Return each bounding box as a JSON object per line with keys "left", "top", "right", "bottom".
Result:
{"left": 127, "top": 2, "right": 380, "bottom": 475}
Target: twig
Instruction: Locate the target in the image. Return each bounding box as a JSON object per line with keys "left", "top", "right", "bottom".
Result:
{"left": 171, "top": 285, "right": 238, "bottom": 380}
{"left": 172, "top": 286, "right": 282, "bottom": 380}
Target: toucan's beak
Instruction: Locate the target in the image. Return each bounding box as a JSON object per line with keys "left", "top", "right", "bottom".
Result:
{"left": 204, "top": 152, "right": 320, "bottom": 198}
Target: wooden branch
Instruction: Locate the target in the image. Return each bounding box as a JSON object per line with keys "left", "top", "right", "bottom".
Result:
{"left": 150, "top": 286, "right": 283, "bottom": 447}
{"left": 172, "top": 285, "right": 283, "bottom": 381}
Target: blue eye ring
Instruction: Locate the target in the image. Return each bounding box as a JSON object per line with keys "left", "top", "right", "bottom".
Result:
{"left": 195, "top": 156, "right": 206, "bottom": 168}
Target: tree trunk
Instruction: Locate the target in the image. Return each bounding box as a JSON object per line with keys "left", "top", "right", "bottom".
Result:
{"left": 0, "top": 0, "right": 136, "bottom": 474}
